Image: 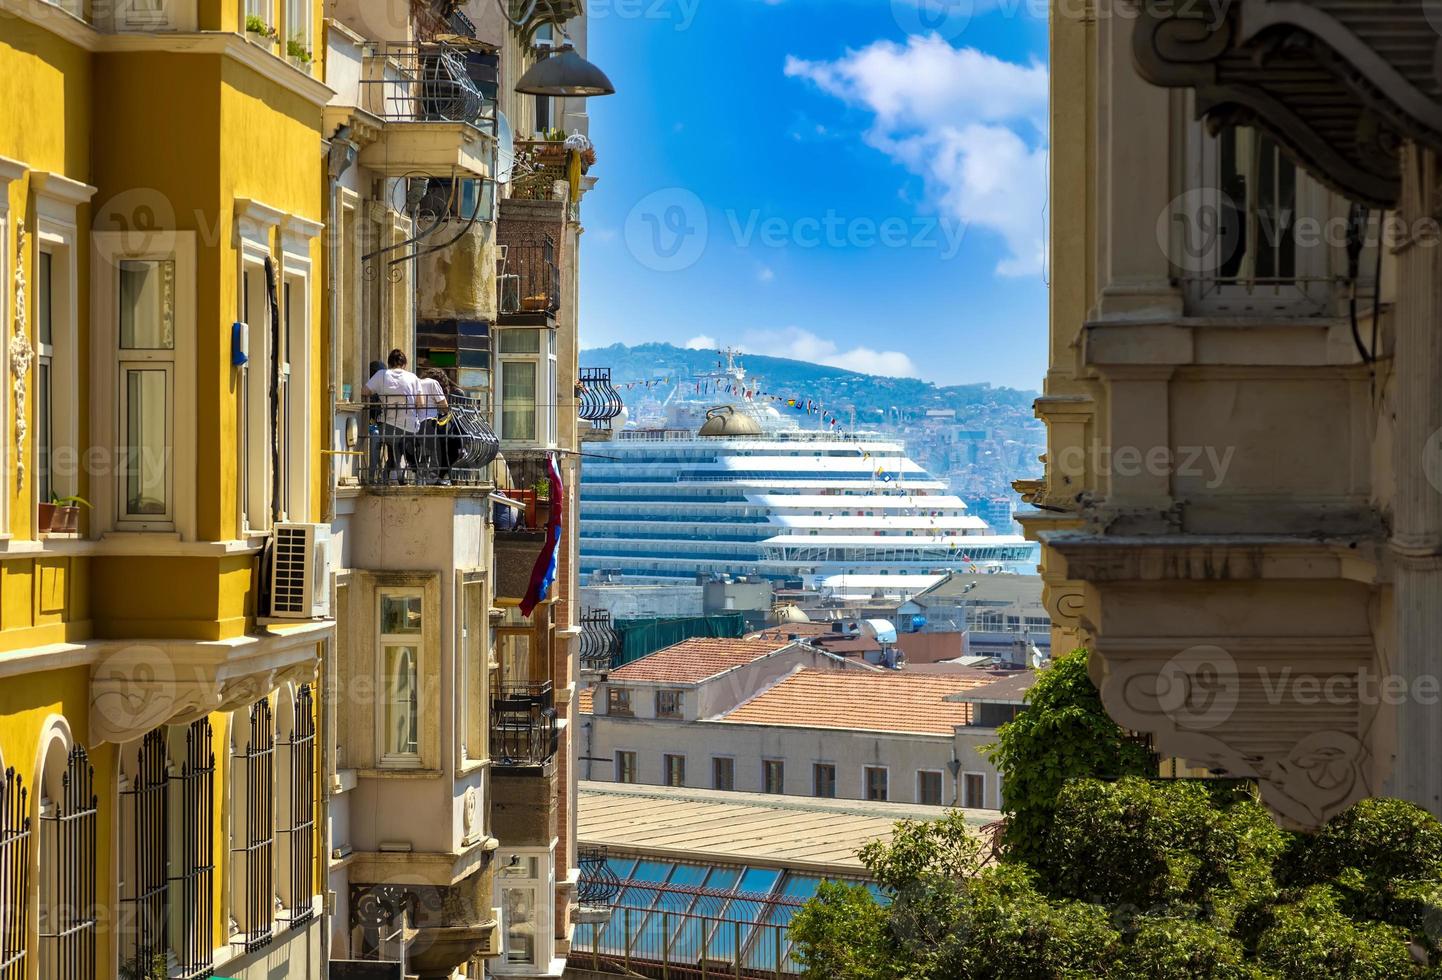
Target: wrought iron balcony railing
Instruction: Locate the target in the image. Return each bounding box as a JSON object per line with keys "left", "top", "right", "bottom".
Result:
{"left": 359, "top": 393, "right": 499, "bottom": 488}
{"left": 579, "top": 609, "right": 621, "bottom": 674}
{"left": 360, "top": 43, "right": 497, "bottom": 134}
{"left": 496, "top": 241, "right": 560, "bottom": 317}
{"left": 577, "top": 845, "right": 622, "bottom": 908}
{"left": 577, "top": 369, "right": 624, "bottom": 429}
{"left": 491, "top": 681, "right": 558, "bottom": 767}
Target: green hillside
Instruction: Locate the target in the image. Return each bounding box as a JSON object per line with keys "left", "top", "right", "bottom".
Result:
{"left": 579, "top": 342, "right": 1039, "bottom": 422}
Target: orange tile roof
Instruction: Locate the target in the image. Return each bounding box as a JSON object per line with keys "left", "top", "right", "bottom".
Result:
{"left": 605, "top": 637, "right": 796, "bottom": 685}
{"left": 721, "top": 668, "right": 997, "bottom": 735}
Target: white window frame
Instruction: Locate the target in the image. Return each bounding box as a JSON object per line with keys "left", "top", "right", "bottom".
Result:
{"left": 377, "top": 588, "right": 425, "bottom": 768}
{"left": 29, "top": 172, "right": 92, "bottom": 538}
{"left": 495, "top": 328, "right": 555, "bottom": 447}
{"left": 91, "top": 230, "right": 196, "bottom": 538}
{"left": 98, "top": 0, "right": 196, "bottom": 31}
{"left": 916, "top": 768, "right": 945, "bottom": 806}
{"left": 862, "top": 765, "right": 889, "bottom": 802}
{"left": 0, "top": 159, "right": 20, "bottom": 537}
{"left": 962, "top": 770, "right": 987, "bottom": 809}
{"left": 235, "top": 200, "right": 282, "bottom": 534}
{"left": 458, "top": 572, "right": 490, "bottom": 768}
{"left": 1180, "top": 107, "right": 1331, "bottom": 316}
{"left": 280, "top": 215, "right": 320, "bottom": 522}
{"left": 493, "top": 846, "right": 557, "bottom": 975}
{"left": 284, "top": 0, "right": 312, "bottom": 68}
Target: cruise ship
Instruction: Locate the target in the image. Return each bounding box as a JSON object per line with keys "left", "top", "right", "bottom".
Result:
{"left": 579, "top": 358, "right": 1038, "bottom": 596}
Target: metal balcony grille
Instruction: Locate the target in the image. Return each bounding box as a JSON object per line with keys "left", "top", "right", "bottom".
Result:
{"left": 281, "top": 685, "right": 317, "bottom": 929}
{"left": 234, "top": 700, "right": 274, "bottom": 953}
{"left": 0, "top": 767, "right": 30, "bottom": 980}
{"left": 360, "top": 44, "right": 495, "bottom": 131}
{"left": 491, "top": 681, "right": 559, "bottom": 767}
{"left": 174, "top": 720, "right": 215, "bottom": 978}
{"left": 122, "top": 730, "right": 168, "bottom": 974}
{"left": 39, "top": 746, "right": 96, "bottom": 980}
{"left": 577, "top": 846, "right": 621, "bottom": 908}
{"left": 360, "top": 394, "right": 499, "bottom": 487}
{"left": 577, "top": 369, "right": 624, "bottom": 429}
{"left": 496, "top": 240, "right": 560, "bottom": 316}
{"left": 580, "top": 609, "right": 620, "bottom": 673}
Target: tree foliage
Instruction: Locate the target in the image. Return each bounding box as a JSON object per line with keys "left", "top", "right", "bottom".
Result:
{"left": 985, "top": 648, "right": 1157, "bottom": 865}
{"left": 790, "top": 649, "right": 1442, "bottom": 979}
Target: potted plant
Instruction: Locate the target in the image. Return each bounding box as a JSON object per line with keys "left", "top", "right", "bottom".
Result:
{"left": 37, "top": 499, "right": 55, "bottom": 534}
{"left": 286, "top": 36, "right": 313, "bottom": 70}
{"left": 532, "top": 476, "right": 552, "bottom": 525}
{"left": 245, "top": 14, "right": 276, "bottom": 46}
{"left": 48, "top": 495, "right": 91, "bottom": 534}
{"left": 119, "top": 951, "right": 168, "bottom": 980}
{"left": 534, "top": 129, "right": 567, "bottom": 165}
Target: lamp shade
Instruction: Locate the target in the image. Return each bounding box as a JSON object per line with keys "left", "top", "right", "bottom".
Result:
{"left": 515, "top": 44, "right": 615, "bottom": 97}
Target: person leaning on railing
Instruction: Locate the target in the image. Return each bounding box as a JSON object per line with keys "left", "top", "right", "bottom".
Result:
{"left": 417, "top": 367, "right": 466, "bottom": 486}
{"left": 364, "top": 349, "right": 422, "bottom": 484}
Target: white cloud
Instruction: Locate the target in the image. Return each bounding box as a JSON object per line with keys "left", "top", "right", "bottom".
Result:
{"left": 738, "top": 326, "right": 919, "bottom": 378}
{"left": 757, "top": 265, "right": 776, "bottom": 282}
{"left": 785, "top": 34, "right": 1048, "bottom": 276}
{"left": 685, "top": 334, "right": 718, "bottom": 350}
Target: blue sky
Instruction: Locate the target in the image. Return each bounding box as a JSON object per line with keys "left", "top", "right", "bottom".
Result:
{"left": 576, "top": 0, "right": 1049, "bottom": 390}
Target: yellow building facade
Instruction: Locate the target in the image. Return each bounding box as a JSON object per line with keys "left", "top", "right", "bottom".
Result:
{"left": 0, "top": 0, "right": 334, "bottom": 976}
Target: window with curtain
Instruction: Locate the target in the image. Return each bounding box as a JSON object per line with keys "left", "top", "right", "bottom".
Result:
{"left": 501, "top": 360, "right": 538, "bottom": 442}
{"left": 118, "top": 260, "right": 175, "bottom": 525}
{"left": 379, "top": 593, "right": 422, "bottom": 764}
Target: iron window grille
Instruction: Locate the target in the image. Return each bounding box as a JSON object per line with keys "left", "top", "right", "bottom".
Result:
{"left": 121, "top": 730, "right": 169, "bottom": 975}
{"left": 579, "top": 609, "right": 619, "bottom": 673}
{"left": 359, "top": 393, "right": 499, "bottom": 488}
{"left": 280, "top": 685, "right": 317, "bottom": 929}
{"left": 496, "top": 239, "right": 560, "bottom": 316}
{"left": 0, "top": 767, "right": 30, "bottom": 980}
{"left": 173, "top": 720, "right": 215, "bottom": 978}
{"left": 232, "top": 699, "right": 275, "bottom": 953}
{"left": 39, "top": 745, "right": 97, "bottom": 980}
{"left": 576, "top": 368, "right": 623, "bottom": 429}
{"left": 576, "top": 846, "right": 620, "bottom": 909}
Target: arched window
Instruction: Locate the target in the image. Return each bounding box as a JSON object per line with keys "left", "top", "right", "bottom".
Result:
{"left": 172, "top": 720, "right": 215, "bottom": 976}
{"left": 38, "top": 745, "right": 96, "bottom": 980}
{"left": 0, "top": 766, "right": 30, "bottom": 979}
{"left": 230, "top": 699, "right": 274, "bottom": 953}
{"left": 276, "top": 684, "right": 316, "bottom": 928}
{"left": 119, "top": 730, "right": 168, "bottom": 976}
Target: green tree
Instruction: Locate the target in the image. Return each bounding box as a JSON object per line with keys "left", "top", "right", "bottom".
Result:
{"left": 985, "top": 648, "right": 1158, "bottom": 866}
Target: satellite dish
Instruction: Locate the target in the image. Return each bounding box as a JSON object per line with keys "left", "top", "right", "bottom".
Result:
{"left": 495, "top": 110, "right": 515, "bottom": 184}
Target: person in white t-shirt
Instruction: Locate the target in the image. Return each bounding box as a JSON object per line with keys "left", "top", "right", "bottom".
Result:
{"left": 365, "top": 349, "right": 421, "bottom": 482}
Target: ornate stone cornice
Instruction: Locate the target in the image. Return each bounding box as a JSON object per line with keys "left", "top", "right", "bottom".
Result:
{"left": 1131, "top": 0, "right": 1442, "bottom": 208}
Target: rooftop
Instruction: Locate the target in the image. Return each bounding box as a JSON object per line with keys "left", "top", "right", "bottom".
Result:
{"left": 718, "top": 667, "right": 1002, "bottom": 735}
{"left": 907, "top": 571, "right": 1044, "bottom": 606}
{"left": 578, "top": 781, "right": 991, "bottom": 873}
{"left": 604, "top": 636, "right": 799, "bottom": 685}
{"left": 947, "top": 669, "right": 1036, "bottom": 705}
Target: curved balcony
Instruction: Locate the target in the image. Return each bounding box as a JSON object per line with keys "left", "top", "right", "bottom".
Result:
{"left": 358, "top": 394, "right": 498, "bottom": 489}
{"left": 577, "top": 368, "right": 624, "bottom": 433}
{"left": 579, "top": 609, "right": 620, "bottom": 677}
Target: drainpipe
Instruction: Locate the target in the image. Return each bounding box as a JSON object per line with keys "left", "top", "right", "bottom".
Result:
{"left": 324, "top": 125, "right": 357, "bottom": 525}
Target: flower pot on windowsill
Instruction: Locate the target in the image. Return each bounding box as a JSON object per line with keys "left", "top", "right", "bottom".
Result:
{"left": 51, "top": 506, "right": 80, "bottom": 534}
{"left": 247, "top": 29, "right": 276, "bottom": 47}
{"left": 37, "top": 502, "right": 56, "bottom": 534}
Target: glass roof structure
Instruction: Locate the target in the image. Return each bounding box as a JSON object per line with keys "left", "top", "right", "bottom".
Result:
{"left": 571, "top": 856, "right": 883, "bottom": 977}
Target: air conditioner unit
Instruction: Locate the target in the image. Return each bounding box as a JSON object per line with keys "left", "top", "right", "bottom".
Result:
{"left": 269, "top": 522, "right": 333, "bottom": 620}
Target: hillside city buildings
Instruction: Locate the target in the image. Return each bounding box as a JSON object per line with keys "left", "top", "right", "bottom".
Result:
{"left": 0, "top": 0, "right": 618, "bottom": 976}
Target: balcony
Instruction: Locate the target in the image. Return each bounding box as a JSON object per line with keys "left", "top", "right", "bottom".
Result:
{"left": 356, "top": 394, "right": 499, "bottom": 490}
{"left": 491, "top": 681, "right": 559, "bottom": 769}
{"left": 577, "top": 367, "right": 624, "bottom": 440}
{"left": 358, "top": 43, "right": 497, "bottom": 178}
{"left": 579, "top": 609, "right": 620, "bottom": 678}
{"left": 575, "top": 845, "right": 621, "bottom": 925}
{"left": 496, "top": 241, "right": 560, "bottom": 325}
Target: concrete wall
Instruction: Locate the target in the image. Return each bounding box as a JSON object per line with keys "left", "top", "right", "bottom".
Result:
{"left": 582, "top": 716, "right": 1003, "bottom": 809}
{"left": 580, "top": 584, "right": 703, "bottom": 619}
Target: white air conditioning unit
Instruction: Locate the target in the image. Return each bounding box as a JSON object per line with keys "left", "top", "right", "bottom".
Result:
{"left": 269, "top": 523, "right": 333, "bottom": 620}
